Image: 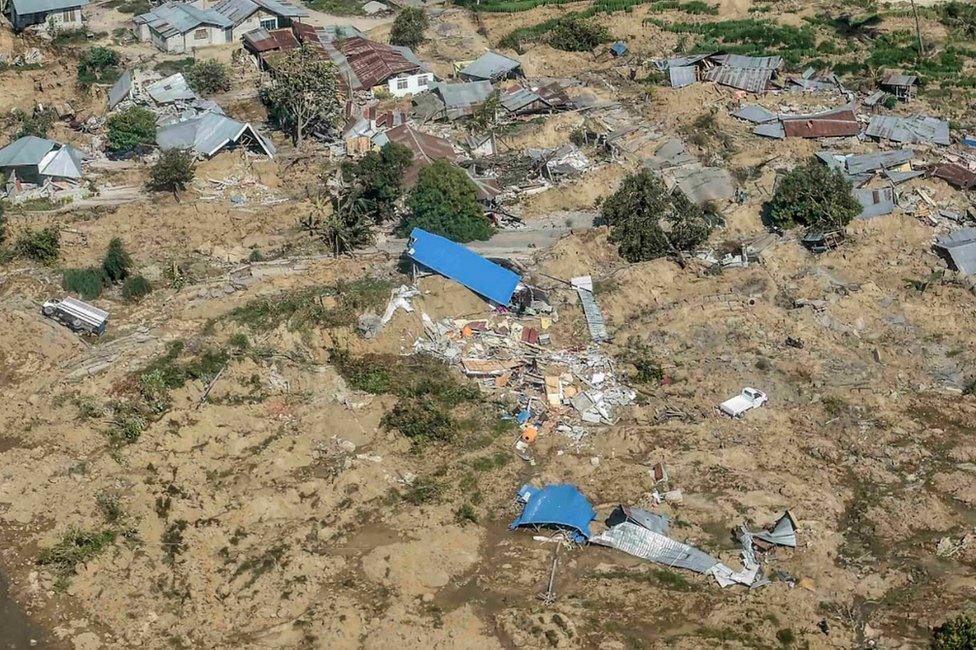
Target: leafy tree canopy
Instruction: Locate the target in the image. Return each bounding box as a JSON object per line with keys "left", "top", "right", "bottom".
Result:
{"left": 401, "top": 160, "right": 492, "bottom": 243}
{"left": 106, "top": 106, "right": 156, "bottom": 152}
{"left": 260, "top": 45, "right": 341, "bottom": 146}
{"left": 341, "top": 142, "right": 414, "bottom": 223}
{"left": 148, "top": 148, "right": 197, "bottom": 197}
{"left": 186, "top": 59, "right": 231, "bottom": 95}
{"left": 547, "top": 16, "right": 611, "bottom": 52}
{"left": 601, "top": 169, "right": 714, "bottom": 263}
{"left": 767, "top": 161, "right": 860, "bottom": 231}
{"left": 389, "top": 7, "right": 429, "bottom": 50}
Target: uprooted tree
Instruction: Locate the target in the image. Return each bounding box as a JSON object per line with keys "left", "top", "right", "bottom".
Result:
{"left": 389, "top": 7, "right": 428, "bottom": 50}
{"left": 340, "top": 142, "right": 414, "bottom": 223}
{"left": 400, "top": 160, "right": 492, "bottom": 243}
{"left": 767, "top": 161, "right": 860, "bottom": 232}
{"left": 601, "top": 169, "right": 715, "bottom": 263}
{"left": 260, "top": 46, "right": 341, "bottom": 147}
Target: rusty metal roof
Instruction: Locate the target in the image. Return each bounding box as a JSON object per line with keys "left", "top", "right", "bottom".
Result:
{"left": 243, "top": 26, "right": 299, "bottom": 53}
{"left": 781, "top": 108, "right": 860, "bottom": 138}
{"left": 334, "top": 36, "right": 422, "bottom": 89}
{"left": 704, "top": 66, "right": 773, "bottom": 93}
{"left": 377, "top": 125, "right": 455, "bottom": 185}
{"left": 931, "top": 162, "right": 976, "bottom": 190}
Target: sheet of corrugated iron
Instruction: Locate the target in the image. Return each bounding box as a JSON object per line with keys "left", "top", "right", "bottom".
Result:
{"left": 781, "top": 109, "right": 860, "bottom": 138}
{"left": 704, "top": 66, "right": 773, "bottom": 93}
{"left": 931, "top": 162, "right": 976, "bottom": 190}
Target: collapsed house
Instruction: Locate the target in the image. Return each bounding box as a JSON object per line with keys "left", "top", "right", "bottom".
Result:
{"left": 319, "top": 34, "right": 434, "bottom": 97}
{"left": 934, "top": 228, "right": 976, "bottom": 275}
{"left": 865, "top": 114, "right": 950, "bottom": 146}
{"left": 740, "top": 104, "right": 861, "bottom": 140}
{"left": 413, "top": 80, "right": 494, "bottom": 121}
{"left": 342, "top": 103, "right": 407, "bottom": 155}
{"left": 209, "top": 0, "right": 307, "bottom": 39}
{"left": 373, "top": 124, "right": 455, "bottom": 185}
{"left": 0, "top": 135, "right": 86, "bottom": 202}
{"left": 655, "top": 53, "right": 783, "bottom": 93}
{"left": 644, "top": 138, "right": 734, "bottom": 205}
{"left": 880, "top": 71, "right": 918, "bottom": 102}
{"left": 242, "top": 25, "right": 300, "bottom": 68}
{"left": 458, "top": 51, "right": 523, "bottom": 83}
{"left": 500, "top": 83, "right": 572, "bottom": 116}
{"left": 156, "top": 111, "right": 276, "bottom": 159}
{"left": 930, "top": 161, "right": 976, "bottom": 190}
{"left": 526, "top": 144, "right": 590, "bottom": 181}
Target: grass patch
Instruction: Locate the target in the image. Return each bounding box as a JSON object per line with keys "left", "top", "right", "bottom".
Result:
{"left": 153, "top": 57, "right": 195, "bottom": 76}
{"left": 104, "top": 0, "right": 152, "bottom": 13}
{"left": 9, "top": 197, "right": 68, "bottom": 212}
{"left": 139, "top": 340, "right": 229, "bottom": 392}
{"left": 37, "top": 527, "right": 116, "bottom": 584}
{"left": 301, "top": 0, "right": 362, "bottom": 14}
{"left": 592, "top": 567, "right": 696, "bottom": 591}
{"left": 647, "top": 0, "right": 716, "bottom": 14}
{"left": 51, "top": 28, "right": 89, "bottom": 45}
{"left": 227, "top": 278, "right": 392, "bottom": 333}
{"left": 647, "top": 17, "right": 818, "bottom": 66}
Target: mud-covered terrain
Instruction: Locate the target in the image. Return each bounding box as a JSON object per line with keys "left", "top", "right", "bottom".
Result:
{"left": 3, "top": 0, "right": 976, "bottom": 648}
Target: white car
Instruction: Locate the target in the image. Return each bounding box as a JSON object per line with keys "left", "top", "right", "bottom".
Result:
{"left": 719, "top": 388, "right": 767, "bottom": 418}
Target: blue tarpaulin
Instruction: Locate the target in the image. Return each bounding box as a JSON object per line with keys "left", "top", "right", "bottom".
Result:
{"left": 610, "top": 41, "right": 628, "bottom": 57}
{"left": 407, "top": 228, "right": 521, "bottom": 306}
{"left": 509, "top": 484, "right": 596, "bottom": 542}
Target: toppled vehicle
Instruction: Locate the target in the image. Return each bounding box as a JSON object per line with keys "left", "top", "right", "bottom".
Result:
{"left": 41, "top": 297, "right": 108, "bottom": 335}
{"left": 719, "top": 387, "right": 767, "bottom": 418}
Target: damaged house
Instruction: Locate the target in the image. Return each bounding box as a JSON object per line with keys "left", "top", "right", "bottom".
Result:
{"left": 656, "top": 53, "right": 783, "bottom": 93}
{"left": 458, "top": 51, "right": 523, "bottom": 83}
{"left": 320, "top": 35, "right": 434, "bottom": 98}
{"left": 373, "top": 124, "right": 456, "bottom": 185}
{"left": 208, "top": 0, "right": 307, "bottom": 40}
{"left": 500, "top": 83, "right": 572, "bottom": 117}
{"left": 134, "top": 2, "right": 235, "bottom": 53}
{"left": 156, "top": 111, "right": 276, "bottom": 159}
{"left": 413, "top": 80, "right": 494, "bottom": 121}
{"left": 0, "top": 135, "right": 85, "bottom": 201}
{"left": 8, "top": 0, "right": 88, "bottom": 31}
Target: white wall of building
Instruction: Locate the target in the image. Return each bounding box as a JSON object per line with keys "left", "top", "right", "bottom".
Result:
{"left": 387, "top": 72, "right": 434, "bottom": 98}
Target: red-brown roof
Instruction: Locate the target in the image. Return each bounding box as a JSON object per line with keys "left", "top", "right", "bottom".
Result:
{"left": 244, "top": 27, "right": 299, "bottom": 54}
{"left": 781, "top": 109, "right": 860, "bottom": 138}
{"left": 383, "top": 124, "right": 455, "bottom": 185}
{"left": 337, "top": 36, "right": 420, "bottom": 89}
{"left": 931, "top": 162, "right": 976, "bottom": 190}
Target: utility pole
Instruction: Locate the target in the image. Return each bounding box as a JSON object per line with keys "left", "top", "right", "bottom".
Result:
{"left": 910, "top": 0, "right": 925, "bottom": 62}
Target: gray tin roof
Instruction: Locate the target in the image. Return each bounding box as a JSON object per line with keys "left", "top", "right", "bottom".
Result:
{"left": 459, "top": 51, "right": 521, "bottom": 81}
{"left": 11, "top": 0, "right": 88, "bottom": 16}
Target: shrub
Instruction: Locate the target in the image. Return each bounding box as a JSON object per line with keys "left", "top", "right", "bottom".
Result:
{"left": 186, "top": 59, "right": 231, "bottom": 95}
{"left": 106, "top": 106, "right": 155, "bottom": 152}
{"left": 15, "top": 108, "right": 56, "bottom": 139}
{"left": 547, "top": 16, "right": 611, "bottom": 51}
{"left": 389, "top": 7, "right": 428, "bottom": 49}
{"left": 601, "top": 169, "right": 714, "bottom": 262}
{"left": 147, "top": 148, "right": 196, "bottom": 196}
{"left": 340, "top": 142, "right": 413, "bottom": 223}
{"left": 77, "top": 47, "right": 121, "bottom": 86}
{"left": 15, "top": 226, "right": 60, "bottom": 265}
{"left": 63, "top": 267, "right": 106, "bottom": 299}
{"left": 102, "top": 237, "right": 132, "bottom": 283}
{"left": 401, "top": 160, "right": 492, "bottom": 243}
{"left": 938, "top": 1, "right": 976, "bottom": 38}
{"left": 933, "top": 615, "right": 976, "bottom": 649}
{"left": 767, "top": 161, "right": 860, "bottom": 231}
{"left": 37, "top": 527, "right": 116, "bottom": 579}
{"left": 122, "top": 275, "right": 152, "bottom": 302}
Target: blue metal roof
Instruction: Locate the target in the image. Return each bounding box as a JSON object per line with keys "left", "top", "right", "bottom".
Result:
{"left": 610, "top": 41, "right": 627, "bottom": 56}
{"left": 407, "top": 228, "right": 520, "bottom": 306}
{"left": 510, "top": 484, "right": 596, "bottom": 542}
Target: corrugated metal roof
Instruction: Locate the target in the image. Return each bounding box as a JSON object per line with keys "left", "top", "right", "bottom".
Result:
{"left": 434, "top": 80, "right": 493, "bottom": 110}
{"left": 705, "top": 66, "right": 773, "bottom": 93}
{"left": 37, "top": 147, "right": 82, "bottom": 179}
{"left": 0, "top": 135, "right": 57, "bottom": 166}
{"left": 211, "top": 0, "right": 306, "bottom": 23}
{"left": 157, "top": 112, "right": 275, "bottom": 158}
{"left": 662, "top": 53, "right": 712, "bottom": 68}
{"left": 715, "top": 53, "right": 782, "bottom": 70}
{"left": 107, "top": 69, "right": 132, "bottom": 110}
{"left": 136, "top": 2, "right": 232, "bottom": 37}
{"left": 935, "top": 228, "right": 976, "bottom": 275}
{"left": 854, "top": 186, "right": 895, "bottom": 219}
{"left": 459, "top": 51, "right": 522, "bottom": 81}
{"left": 11, "top": 0, "right": 87, "bottom": 16}
{"left": 243, "top": 26, "right": 299, "bottom": 53}
{"left": 864, "top": 90, "right": 886, "bottom": 106}
{"left": 845, "top": 149, "right": 913, "bottom": 174}
{"left": 881, "top": 72, "right": 917, "bottom": 87}
{"left": 865, "top": 114, "right": 950, "bottom": 145}
{"left": 669, "top": 66, "right": 696, "bottom": 88}
{"left": 408, "top": 228, "right": 521, "bottom": 305}
{"left": 754, "top": 122, "right": 785, "bottom": 139}
{"left": 381, "top": 124, "right": 455, "bottom": 185}
{"left": 333, "top": 36, "right": 422, "bottom": 89}
{"left": 670, "top": 165, "right": 734, "bottom": 205}
{"left": 931, "top": 162, "right": 976, "bottom": 190}
{"left": 146, "top": 73, "right": 196, "bottom": 104}
{"left": 731, "top": 104, "right": 776, "bottom": 124}
{"left": 501, "top": 88, "right": 548, "bottom": 113}
{"left": 610, "top": 41, "right": 628, "bottom": 56}
{"left": 781, "top": 108, "right": 859, "bottom": 138}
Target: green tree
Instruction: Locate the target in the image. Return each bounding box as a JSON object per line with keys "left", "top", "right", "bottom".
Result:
{"left": 341, "top": 142, "right": 413, "bottom": 223}
{"left": 260, "top": 45, "right": 341, "bottom": 147}
{"left": 933, "top": 615, "right": 976, "bottom": 650}
{"left": 389, "top": 7, "right": 428, "bottom": 50}
{"left": 767, "top": 161, "right": 860, "bottom": 231}
{"left": 401, "top": 160, "right": 492, "bottom": 243}
{"left": 106, "top": 106, "right": 156, "bottom": 152}
{"left": 77, "top": 47, "right": 121, "bottom": 87}
{"left": 186, "top": 59, "right": 231, "bottom": 95}
{"left": 547, "top": 16, "right": 611, "bottom": 52}
{"left": 601, "top": 169, "right": 714, "bottom": 263}
{"left": 468, "top": 90, "right": 501, "bottom": 134}
{"left": 102, "top": 237, "right": 132, "bottom": 283}
{"left": 301, "top": 192, "right": 374, "bottom": 256}
{"left": 15, "top": 108, "right": 56, "bottom": 139}
{"left": 15, "top": 226, "right": 60, "bottom": 265}
{"left": 147, "top": 148, "right": 196, "bottom": 197}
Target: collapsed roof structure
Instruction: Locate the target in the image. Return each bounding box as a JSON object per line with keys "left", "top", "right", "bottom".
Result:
{"left": 458, "top": 51, "right": 523, "bottom": 82}
{"left": 324, "top": 35, "right": 428, "bottom": 91}
{"left": 0, "top": 136, "right": 85, "bottom": 182}
{"left": 373, "top": 124, "right": 455, "bottom": 185}
{"left": 934, "top": 228, "right": 976, "bottom": 275}
{"left": 655, "top": 52, "right": 783, "bottom": 93}
{"left": 157, "top": 111, "right": 276, "bottom": 159}
{"left": 865, "top": 114, "right": 950, "bottom": 146}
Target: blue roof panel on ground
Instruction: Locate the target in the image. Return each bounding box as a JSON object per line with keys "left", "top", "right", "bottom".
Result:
{"left": 407, "top": 228, "right": 521, "bottom": 306}
{"left": 510, "top": 484, "right": 596, "bottom": 542}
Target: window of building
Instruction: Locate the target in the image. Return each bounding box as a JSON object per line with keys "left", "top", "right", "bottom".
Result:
{"left": 260, "top": 17, "right": 277, "bottom": 30}
{"left": 195, "top": 28, "right": 208, "bottom": 39}
{"left": 417, "top": 75, "right": 429, "bottom": 87}
{"left": 396, "top": 77, "right": 409, "bottom": 90}
{"left": 63, "top": 9, "right": 76, "bottom": 20}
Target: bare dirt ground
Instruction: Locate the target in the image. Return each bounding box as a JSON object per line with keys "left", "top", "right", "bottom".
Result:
{"left": 3, "top": 0, "right": 976, "bottom": 648}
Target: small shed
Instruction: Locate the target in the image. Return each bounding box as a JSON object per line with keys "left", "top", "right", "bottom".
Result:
{"left": 880, "top": 71, "right": 918, "bottom": 102}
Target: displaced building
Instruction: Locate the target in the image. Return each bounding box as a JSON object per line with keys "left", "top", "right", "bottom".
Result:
{"left": 880, "top": 71, "right": 917, "bottom": 101}
{"left": 373, "top": 124, "right": 455, "bottom": 185}
{"left": 815, "top": 149, "right": 917, "bottom": 187}
{"left": 930, "top": 161, "right": 976, "bottom": 190}
{"left": 420, "top": 80, "right": 493, "bottom": 121}
{"left": 342, "top": 103, "right": 406, "bottom": 155}
{"left": 866, "top": 114, "right": 950, "bottom": 146}
{"left": 8, "top": 0, "right": 87, "bottom": 31}
{"left": 322, "top": 35, "right": 433, "bottom": 97}
{"left": 156, "top": 111, "right": 276, "bottom": 158}
{"left": 643, "top": 138, "right": 734, "bottom": 205}
{"left": 746, "top": 105, "right": 861, "bottom": 140}
{"left": 527, "top": 144, "right": 590, "bottom": 181}
{"left": 0, "top": 136, "right": 84, "bottom": 184}
{"left": 242, "top": 26, "right": 299, "bottom": 66}
{"left": 934, "top": 228, "right": 976, "bottom": 275}
{"left": 209, "top": 0, "right": 307, "bottom": 41}
{"left": 854, "top": 186, "right": 895, "bottom": 219}
{"left": 500, "top": 83, "right": 571, "bottom": 117}
{"left": 134, "top": 2, "right": 234, "bottom": 53}
{"left": 106, "top": 69, "right": 224, "bottom": 123}
{"left": 656, "top": 53, "right": 782, "bottom": 93}
{"left": 458, "top": 51, "right": 523, "bottom": 82}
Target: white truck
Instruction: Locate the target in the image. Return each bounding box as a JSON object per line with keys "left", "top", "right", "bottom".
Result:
{"left": 41, "top": 297, "right": 109, "bottom": 335}
{"left": 719, "top": 387, "right": 767, "bottom": 418}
